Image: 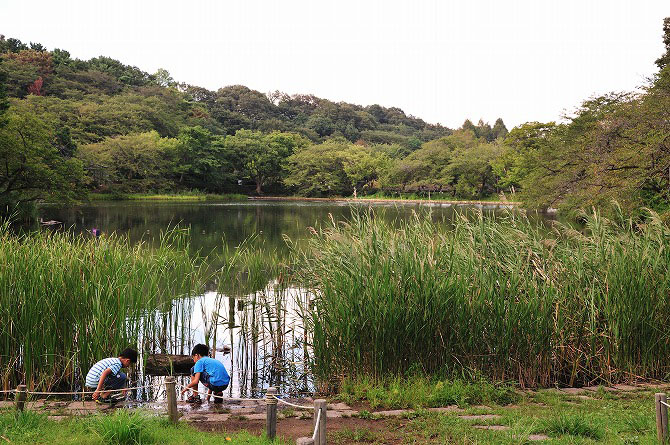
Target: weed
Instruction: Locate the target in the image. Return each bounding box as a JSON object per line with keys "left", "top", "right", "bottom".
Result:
{"left": 541, "top": 413, "right": 604, "bottom": 440}
{"left": 92, "top": 410, "right": 149, "bottom": 445}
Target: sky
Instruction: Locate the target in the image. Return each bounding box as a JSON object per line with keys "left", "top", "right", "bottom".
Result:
{"left": 1, "top": 0, "right": 667, "bottom": 128}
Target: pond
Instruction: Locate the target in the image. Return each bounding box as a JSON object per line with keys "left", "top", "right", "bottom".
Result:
{"left": 38, "top": 199, "right": 548, "bottom": 400}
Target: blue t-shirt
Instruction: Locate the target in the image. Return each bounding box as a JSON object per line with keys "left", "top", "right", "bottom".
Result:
{"left": 193, "top": 357, "right": 230, "bottom": 387}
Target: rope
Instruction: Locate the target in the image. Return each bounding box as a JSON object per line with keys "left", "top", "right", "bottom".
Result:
{"left": 0, "top": 390, "right": 15, "bottom": 394}
{"left": 312, "top": 408, "right": 322, "bottom": 441}
{"left": 26, "top": 383, "right": 164, "bottom": 396}
{"left": 661, "top": 400, "right": 670, "bottom": 408}
{"left": 175, "top": 383, "right": 313, "bottom": 405}
{"left": 271, "top": 395, "right": 312, "bottom": 410}
{"left": 175, "top": 383, "right": 260, "bottom": 401}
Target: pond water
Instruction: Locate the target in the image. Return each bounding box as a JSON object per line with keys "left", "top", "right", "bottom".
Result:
{"left": 38, "top": 200, "right": 548, "bottom": 400}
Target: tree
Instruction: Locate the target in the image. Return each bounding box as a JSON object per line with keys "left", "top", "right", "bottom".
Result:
{"left": 0, "top": 103, "right": 85, "bottom": 214}
{"left": 492, "top": 122, "right": 556, "bottom": 192}
{"left": 226, "top": 130, "right": 308, "bottom": 194}
{"left": 79, "top": 131, "right": 177, "bottom": 193}
{"left": 655, "top": 17, "right": 670, "bottom": 70}
{"left": 172, "top": 126, "right": 229, "bottom": 191}
{"left": 284, "top": 138, "right": 389, "bottom": 196}
{"left": 491, "top": 118, "right": 508, "bottom": 140}
{"left": 0, "top": 56, "right": 8, "bottom": 126}
{"left": 153, "top": 68, "right": 176, "bottom": 87}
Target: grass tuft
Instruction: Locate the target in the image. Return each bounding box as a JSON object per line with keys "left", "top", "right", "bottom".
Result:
{"left": 92, "top": 410, "right": 149, "bottom": 445}
{"left": 541, "top": 413, "right": 604, "bottom": 440}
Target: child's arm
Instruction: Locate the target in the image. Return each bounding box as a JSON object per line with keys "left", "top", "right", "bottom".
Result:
{"left": 180, "top": 373, "right": 201, "bottom": 395}
{"left": 92, "top": 368, "right": 113, "bottom": 400}
{"left": 206, "top": 388, "right": 212, "bottom": 401}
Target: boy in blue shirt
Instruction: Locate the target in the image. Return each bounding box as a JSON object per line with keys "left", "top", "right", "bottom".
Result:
{"left": 180, "top": 343, "right": 230, "bottom": 404}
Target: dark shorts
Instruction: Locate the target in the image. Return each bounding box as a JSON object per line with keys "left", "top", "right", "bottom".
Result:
{"left": 104, "top": 372, "right": 127, "bottom": 390}
{"left": 190, "top": 367, "right": 228, "bottom": 402}
{"left": 87, "top": 372, "right": 126, "bottom": 392}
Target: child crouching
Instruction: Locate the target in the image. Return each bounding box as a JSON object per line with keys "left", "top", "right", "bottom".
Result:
{"left": 180, "top": 344, "right": 230, "bottom": 404}
{"left": 85, "top": 348, "right": 138, "bottom": 403}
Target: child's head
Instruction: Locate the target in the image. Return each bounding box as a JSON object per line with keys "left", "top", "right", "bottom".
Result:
{"left": 191, "top": 344, "right": 209, "bottom": 362}
{"left": 119, "top": 348, "right": 138, "bottom": 367}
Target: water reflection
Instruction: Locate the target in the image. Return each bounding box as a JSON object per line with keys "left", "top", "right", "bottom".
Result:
{"left": 38, "top": 200, "right": 547, "bottom": 399}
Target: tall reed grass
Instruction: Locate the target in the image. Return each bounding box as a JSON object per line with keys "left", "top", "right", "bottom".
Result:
{"left": 295, "top": 207, "right": 670, "bottom": 388}
{"left": 0, "top": 223, "right": 203, "bottom": 392}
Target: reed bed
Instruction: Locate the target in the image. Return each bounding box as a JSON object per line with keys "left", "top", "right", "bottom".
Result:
{"left": 294, "top": 207, "right": 670, "bottom": 388}
{"left": 0, "top": 223, "right": 203, "bottom": 392}
{"left": 209, "top": 238, "right": 310, "bottom": 396}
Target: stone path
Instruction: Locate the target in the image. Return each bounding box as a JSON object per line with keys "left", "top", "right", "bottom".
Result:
{"left": 3, "top": 383, "right": 668, "bottom": 442}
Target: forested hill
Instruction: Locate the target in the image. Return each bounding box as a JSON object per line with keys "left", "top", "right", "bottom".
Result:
{"left": 0, "top": 36, "right": 450, "bottom": 146}
{"left": 2, "top": 19, "right": 670, "bottom": 221}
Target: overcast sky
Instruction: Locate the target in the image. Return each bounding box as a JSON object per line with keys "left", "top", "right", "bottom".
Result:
{"left": 1, "top": 1, "right": 667, "bottom": 128}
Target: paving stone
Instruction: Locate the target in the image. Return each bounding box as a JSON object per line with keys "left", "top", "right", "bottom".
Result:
{"left": 428, "top": 406, "right": 464, "bottom": 413}
{"left": 372, "top": 409, "right": 408, "bottom": 417}
{"left": 473, "top": 425, "right": 510, "bottom": 431}
{"left": 327, "top": 409, "right": 358, "bottom": 418}
{"left": 326, "top": 402, "right": 352, "bottom": 411}
{"left": 184, "top": 413, "right": 230, "bottom": 422}
{"left": 47, "top": 415, "right": 68, "bottom": 421}
{"left": 583, "top": 386, "right": 616, "bottom": 392}
{"left": 528, "top": 434, "right": 550, "bottom": 441}
{"left": 560, "top": 388, "right": 585, "bottom": 395}
{"left": 459, "top": 414, "right": 502, "bottom": 421}
{"left": 613, "top": 384, "right": 638, "bottom": 391}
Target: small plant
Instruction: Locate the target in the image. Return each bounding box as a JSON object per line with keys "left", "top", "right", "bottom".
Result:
{"left": 541, "top": 413, "right": 604, "bottom": 440}
{"left": 281, "top": 409, "right": 296, "bottom": 418}
{"left": 0, "top": 410, "right": 47, "bottom": 436}
{"left": 356, "top": 410, "right": 372, "bottom": 419}
{"left": 92, "top": 410, "right": 151, "bottom": 445}
{"left": 332, "top": 427, "right": 377, "bottom": 443}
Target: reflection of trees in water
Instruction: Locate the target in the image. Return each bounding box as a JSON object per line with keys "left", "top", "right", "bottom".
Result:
{"left": 40, "top": 202, "right": 549, "bottom": 258}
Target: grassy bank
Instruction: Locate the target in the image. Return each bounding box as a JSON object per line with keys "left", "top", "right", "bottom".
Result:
{"left": 89, "top": 192, "right": 248, "bottom": 202}
{"left": 328, "top": 386, "right": 661, "bottom": 444}
{"left": 0, "top": 224, "right": 204, "bottom": 392}
{"left": 0, "top": 409, "right": 282, "bottom": 445}
{"left": 295, "top": 207, "right": 670, "bottom": 388}
{"left": 357, "top": 191, "right": 513, "bottom": 203}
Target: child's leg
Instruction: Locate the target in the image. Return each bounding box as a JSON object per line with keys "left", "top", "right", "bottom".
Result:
{"left": 102, "top": 372, "right": 127, "bottom": 398}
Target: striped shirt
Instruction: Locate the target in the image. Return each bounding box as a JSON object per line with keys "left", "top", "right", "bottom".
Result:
{"left": 85, "top": 358, "right": 123, "bottom": 388}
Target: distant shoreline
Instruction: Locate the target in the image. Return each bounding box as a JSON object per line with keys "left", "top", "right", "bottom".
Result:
{"left": 86, "top": 193, "right": 522, "bottom": 206}
{"left": 248, "top": 196, "right": 522, "bottom": 206}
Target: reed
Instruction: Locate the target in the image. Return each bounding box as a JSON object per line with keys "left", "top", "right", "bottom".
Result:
{"left": 294, "top": 207, "right": 670, "bottom": 388}
{"left": 0, "top": 223, "right": 204, "bottom": 392}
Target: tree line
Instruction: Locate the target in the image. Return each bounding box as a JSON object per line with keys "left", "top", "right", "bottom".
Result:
{"left": 1, "top": 18, "right": 669, "bottom": 220}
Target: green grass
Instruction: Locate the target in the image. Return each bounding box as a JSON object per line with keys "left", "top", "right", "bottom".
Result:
{"left": 0, "top": 410, "right": 283, "bottom": 445}
{"left": 89, "top": 192, "right": 247, "bottom": 202}
{"left": 294, "top": 206, "right": 670, "bottom": 387}
{"left": 355, "top": 191, "right": 514, "bottom": 203}
{"left": 337, "top": 377, "right": 520, "bottom": 409}
{"left": 0, "top": 223, "right": 204, "bottom": 391}
{"left": 541, "top": 413, "right": 605, "bottom": 440}
{"left": 327, "top": 386, "right": 661, "bottom": 444}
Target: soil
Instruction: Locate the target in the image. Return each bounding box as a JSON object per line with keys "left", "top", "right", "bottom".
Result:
{"left": 192, "top": 416, "right": 406, "bottom": 443}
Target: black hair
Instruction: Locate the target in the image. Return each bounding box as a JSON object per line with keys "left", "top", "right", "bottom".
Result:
{"left": 191, "top": 344, "right": 210, "bottom": 357}
{"left": 119, "top": 348, "right": 138, "bottom": 364}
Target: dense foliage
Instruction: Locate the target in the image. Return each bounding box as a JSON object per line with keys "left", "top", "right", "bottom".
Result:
{"left": 0, "top": 225, "right": 201, "bottom": 391}
{"left": 1, "top": 18, "right": 669, "bottom": 217}
{"left": 298, "top": 209, "right": 670, "bottom": 387}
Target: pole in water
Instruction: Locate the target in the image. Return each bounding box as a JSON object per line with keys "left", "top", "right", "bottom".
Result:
{"left": 166, "top": 377, "right": 178, "bottom": 423}
{"left": 15, "top": 385, "right": 27, "bottom": 412}
{"left": 266, "top": 387, "right": 277, "bottom": 441}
